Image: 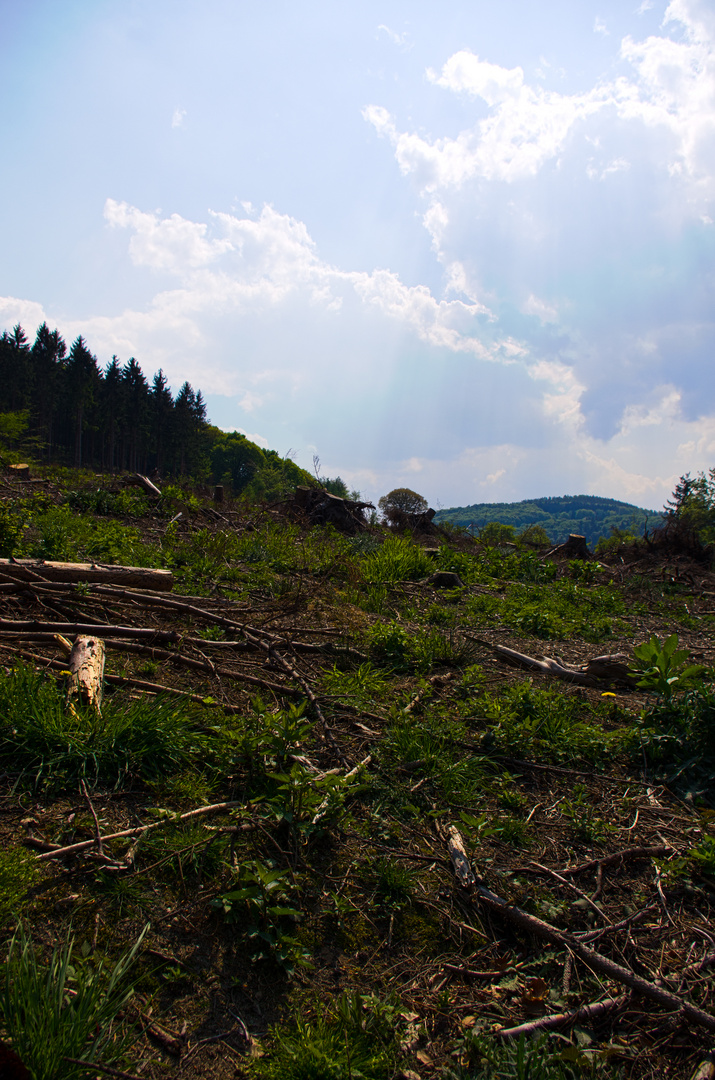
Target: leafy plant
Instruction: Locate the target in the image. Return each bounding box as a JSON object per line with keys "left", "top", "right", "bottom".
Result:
{"left": 214, "top": 860, "right": 311, "bottom": 974}
{"left": 253, "top": 991, "right": 405, "bottom": 1079}
{"left": 0, "top": 924, "right": 146, "bottom": 1080}
{"left": 629, "top": 634, "right": 705, "bottom": 700}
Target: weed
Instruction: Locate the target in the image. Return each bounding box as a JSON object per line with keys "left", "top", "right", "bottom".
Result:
{"left": 497, "top": 816, "right": 530, "bottom": 847}
{"left": 449, "top": 1032, "right": 615, "bottom": 1078}
{"left": 427, "top": 603, "right": 455, "bottom": 626}
{"left": 636, "top": 688, "right": 715, "bottom": 802}
{"left": 321, "top": 662, "right": 389, "bottom": 705}
{"left": 480, "top": 685, "right": 623, "bottom": 766}
{"left": 0, "top": 923, "right": 147, "bottom": 1080}
{"left": 630, "top": 634, "right": 705, "bottom": 700}
{"left": 368, "top": 620, "right": 410, "bottom": 668}
{"left": 561, "top": 785, "right": 611, "bottom": 845}
{"left": 362, "top": 536, "right": 433, "bottom": 584}
{"left": 368, "top": 857, "right": 416, "bottom": 913}
{"left": 253, "top": 991, "right": 405, "bottom": 1079}
{"left": 214, "top": 860, "right": 311, "bottom": 975}
{"left": 0, "top": 664, "right": 221, "bottom": 790}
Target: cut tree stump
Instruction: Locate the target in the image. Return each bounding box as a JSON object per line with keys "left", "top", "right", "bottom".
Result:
{"left": 291, "top": 487, "right": 375, "bottom": 533}
{"left": 548, "top": 534, "right": 591, "bottom": 559}
{"left": 67, "top": 635, "right": 105, "bottom": 713}
{"left": 0, "top": 559, "right": 173, "bottom": 591}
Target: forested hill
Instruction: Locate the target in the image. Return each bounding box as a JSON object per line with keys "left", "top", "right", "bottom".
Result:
{"left": 435, "top": 494, "right": 663, "bottom": 547}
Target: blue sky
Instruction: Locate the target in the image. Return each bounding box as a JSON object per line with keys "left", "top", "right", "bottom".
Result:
{"left": 1, "top": 0, "right": 714, "bottom": 509}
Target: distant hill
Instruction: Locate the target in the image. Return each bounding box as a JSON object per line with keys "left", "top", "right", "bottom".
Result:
{"left": 434, "top": 494, "right": 664, "bottom": 548}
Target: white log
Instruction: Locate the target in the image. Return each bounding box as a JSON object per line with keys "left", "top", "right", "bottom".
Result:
{"left": 67, "top": 635, "right": 105, "bottom": 713}
{"left": 0, "top": 559, "right": 173, "bottom": 591}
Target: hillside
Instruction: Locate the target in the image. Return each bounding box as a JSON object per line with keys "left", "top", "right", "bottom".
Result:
{"left": 0, "top": 465, "right": 713, "bottom": 1079}
{"left": 435, "top": 494, "right": 663, "bottom": 547}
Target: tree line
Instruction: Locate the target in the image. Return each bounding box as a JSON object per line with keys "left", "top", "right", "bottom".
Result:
{"left": 0, "top": 323, "right": 209, "bottom": 475}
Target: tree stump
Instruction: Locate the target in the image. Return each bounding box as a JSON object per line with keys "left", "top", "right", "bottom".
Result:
{"left": 67, "top": 635, "right": 105, "bottom": 713}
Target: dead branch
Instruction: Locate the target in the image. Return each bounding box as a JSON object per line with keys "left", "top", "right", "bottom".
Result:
{"left": 492, "top": 644, "right": 633, "bottom": 687}
{"left": 494, "top": 995, "right": 628, "bottom": 1040}
{"left": 0, "top": 619, "right": 181, "bottom": 643}
{"left": 35, "top": 800, "right": 244, "bottom": 862}
{"left": 443, "top": 826, "right": 715, "bottom": 1034}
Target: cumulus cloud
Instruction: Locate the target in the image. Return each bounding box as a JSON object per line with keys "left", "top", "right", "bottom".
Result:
{"left": 366, "top": 3, "right": 715, "bottom": 198}
{"left": 171, "top": 107, "right": 186, "bottom": 128}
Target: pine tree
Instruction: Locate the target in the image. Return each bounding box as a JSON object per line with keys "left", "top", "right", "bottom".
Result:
{"left": 66, "top": 336, "right": 100, "bottom": 468}
{"left": 30, "top": 324, "right": 67, "bottom": 461}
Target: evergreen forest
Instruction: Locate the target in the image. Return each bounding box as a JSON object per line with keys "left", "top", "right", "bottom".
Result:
{"left": 0, "top": 322, "right": 313, "bottom": 500}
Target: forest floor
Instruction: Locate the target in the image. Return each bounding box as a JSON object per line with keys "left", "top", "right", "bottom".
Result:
{"left": 1, "top": 469, "right": 714, "bottom": 1080}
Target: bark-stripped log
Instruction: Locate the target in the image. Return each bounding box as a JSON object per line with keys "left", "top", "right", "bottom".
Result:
{"left": 67, "top": 635, "right": 105, "bottom": 713}
{"left": 0, "top": 559, "right": 173, "bottom": 591}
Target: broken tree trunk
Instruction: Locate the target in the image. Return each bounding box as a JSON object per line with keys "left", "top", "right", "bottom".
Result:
{"left": 0, "top": 559, "right": 173, "bottom": 591}
{"left": 127, "top": 473, "right": 162, "bottom": 499}
{"left": 67, "top": 635, "right": 105, "bottom": 713}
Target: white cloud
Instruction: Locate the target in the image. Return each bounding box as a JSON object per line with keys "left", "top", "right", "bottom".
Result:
{"left": 429, "top": 53, "right": 524, "bottom": 106}
{"left": 522, "top": 294, "right": 558, "bottom": 322}
{"left": 171, "top": 107, "right": 186, "bottom": 128}
{"left": 376, "top": 24, "right": 411, "bottom": 49}
{"left": 594, "top": 17, "right": 610, "bottom": 36}
{"left": 366, "top": 7, "right": 715, "bottom": 197}
{"left": 367, "top": 59, "right": 611, "bottom": 186}
{"left": 105, "top": 199, "right": 233, "bottom": 272}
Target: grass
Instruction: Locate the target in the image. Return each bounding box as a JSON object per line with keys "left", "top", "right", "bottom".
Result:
{"left": 0, "top": 924, "right": 147, "bottom": 1080}
{"left": 0, "top": 848, "right": 39, "bottom": 929}
{"left": 0, "top": 664, "right": 223, "bottom": 790}
{"left": 252, "top": 992, "right": 406, "bottom": 1079}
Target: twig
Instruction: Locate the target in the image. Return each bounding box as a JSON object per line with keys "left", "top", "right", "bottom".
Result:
{"left": 561, "top": 846, "right": 674, "bottom": 876}
{"left": 494, "top": 995, "right": 628, "bottom": 1040}
{"left": 35, "top": 800, "right": 243, "bottom": 861}
{"left": 530, "top": 861, "right": 612, "bottom": 925}
{"left": 62, "top": 1060, "right": 145, "bottom": 1080}
{"left": 80, "top": 779, "right": 104, "bottom": 855}
{"left": 443, "top": 825, "right": 715, "bottom": 1034}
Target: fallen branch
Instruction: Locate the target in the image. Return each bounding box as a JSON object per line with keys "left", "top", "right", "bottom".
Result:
{"left": 443, "top": 826, "right": 715, "bottom": 1034}
{"left": 35, "top": 800, "right": 244, "bottom": 862}
{"left": 492, "top": 644, "right": 633, "bottom": 687}
{"left": 494, "top": 995, "right": 628, "bottom": 1040}
{"left": 0, "top": 619, "right": 180, "bottom": 643}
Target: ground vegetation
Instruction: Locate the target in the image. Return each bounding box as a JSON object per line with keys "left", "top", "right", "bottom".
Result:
{"left": 0, "top": 452, "right": 714, "bottom": 1077}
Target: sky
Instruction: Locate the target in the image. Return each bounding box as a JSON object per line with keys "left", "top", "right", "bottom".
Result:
{"left": 1, "top": 0, "right": 714, "bottom": 511}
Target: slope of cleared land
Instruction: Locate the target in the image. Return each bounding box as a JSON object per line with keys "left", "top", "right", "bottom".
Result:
{"left": 0, "top": 469, "right": 714, "bottom": 1080}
